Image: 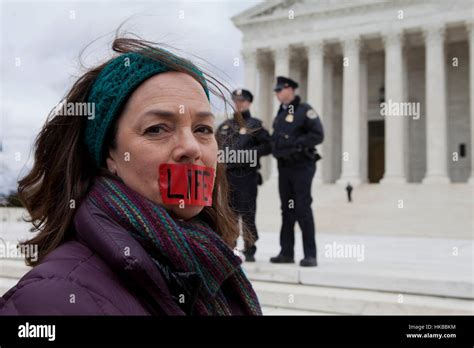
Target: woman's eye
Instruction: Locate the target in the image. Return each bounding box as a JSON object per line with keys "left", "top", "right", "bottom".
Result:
{"left": 195, "top": 126, "right": 214, "bottom": 134}
{"left": 145, "top": 125, "right": 166, "bottom": 134}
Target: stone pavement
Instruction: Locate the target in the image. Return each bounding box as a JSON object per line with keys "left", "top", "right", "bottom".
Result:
{"left": 238, "top": 231, "right": 473, "bottom": 299}
{"left": 238, "top": 231, "right": 473, "bottom": 314}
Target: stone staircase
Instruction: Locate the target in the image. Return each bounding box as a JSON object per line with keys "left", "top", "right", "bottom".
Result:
{"left": 1, "top": 258, "right": 472, "bottom": 315}
{"left": 1, "top": 191, "right": 473, "bottom": 315}
{"left": 243, "top": 262, "right": 474, "bottom": 315}
{"left": 256, "top": 180, "right": 473, "bottom": 239}
{"left": 239, "top": 228, "right": 473, "bottom": 315}
{"left": 253, "top": 280, "right": 473, "bottom": 315}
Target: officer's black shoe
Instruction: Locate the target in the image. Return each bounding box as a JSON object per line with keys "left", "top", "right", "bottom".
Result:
{"left": 244, "top": 253, "right": 256, "bottom": 262}
{"left": 299, "top": 257, "right": 317, "bottom": 267}
{"left": 243, "top": 246, "right": 256, "bottom": 262}
{"left": 270, "top": 254, "right": 295, "bottom": 264}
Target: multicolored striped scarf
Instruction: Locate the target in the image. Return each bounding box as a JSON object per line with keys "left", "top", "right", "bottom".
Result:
{"left": 87, "top": 175, "right": 262, "bottom": 315}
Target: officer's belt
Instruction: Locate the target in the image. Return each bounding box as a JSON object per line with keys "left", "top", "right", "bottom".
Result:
{"left": 277, "top": 151, "right": 309, "bottom": 167}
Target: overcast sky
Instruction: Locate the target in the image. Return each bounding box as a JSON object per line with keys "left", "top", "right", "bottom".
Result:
{"left": 0, "top": 0, "right": 262, "bottom": 194}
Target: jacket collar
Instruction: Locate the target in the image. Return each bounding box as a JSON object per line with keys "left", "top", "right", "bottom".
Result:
{"left": 74, "top": 198, "right": 188, "bottom": 315}
{"left": 281, "top": 95, "right": 301, "bottom": 112}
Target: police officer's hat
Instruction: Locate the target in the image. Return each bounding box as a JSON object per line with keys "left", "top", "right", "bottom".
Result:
{"left": 231, "top": 88, "right": 253, "bottom": 103}
{"left": 273, "top": 76, "right": 299, "bottom": 92}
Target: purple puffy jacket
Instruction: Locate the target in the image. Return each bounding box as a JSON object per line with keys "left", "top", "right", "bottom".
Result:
{"left": 0, "top": 199, "right": 245, "bottom": 315}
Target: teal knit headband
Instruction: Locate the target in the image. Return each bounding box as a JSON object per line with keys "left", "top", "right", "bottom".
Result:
{"left": 84, "top": 51, "right": 210, "bottom": 167}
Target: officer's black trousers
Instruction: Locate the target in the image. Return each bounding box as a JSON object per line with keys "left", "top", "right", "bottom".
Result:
{"left": 278, "top": 159, "right": 317, "bottom": 259}
{"left": 227, "top": 170, "right": 259, "bottom": 255}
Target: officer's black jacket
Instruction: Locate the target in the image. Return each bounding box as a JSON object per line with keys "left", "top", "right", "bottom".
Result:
{"left": 216, "top": 110, "right": 272, "bottom": 171}
{"left": 271, "top": 95, "right": 324, "bottom": 159}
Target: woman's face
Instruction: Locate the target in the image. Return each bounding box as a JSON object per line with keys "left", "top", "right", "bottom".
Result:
{"left": 106, "top": 71, "right": 218, "bottom": 220}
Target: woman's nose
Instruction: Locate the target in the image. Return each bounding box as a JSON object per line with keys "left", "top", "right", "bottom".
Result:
{"left": 171, "top": 128, "right": 202, "bottom": 163}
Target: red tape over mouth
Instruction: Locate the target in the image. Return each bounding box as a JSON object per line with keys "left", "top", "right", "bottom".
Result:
{"left": 159, "top": 163, "right": 215, "bottom": 206}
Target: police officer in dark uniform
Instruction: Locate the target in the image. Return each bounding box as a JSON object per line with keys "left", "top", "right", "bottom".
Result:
{"left": 270, "top": 76, "right": 324, "bottom": 267}
{"left": 217, "top": 89, "right": 272, "bottom": 262}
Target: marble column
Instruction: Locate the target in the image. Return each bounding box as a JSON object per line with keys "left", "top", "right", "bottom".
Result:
{"left": 306, "top": 41, "right": 325, "bottom": 183}
{"left": 381, "top": 30, "right": 407, "bottom": 184}
{"left": 242, "top": 49, "right": 258, "bottom": 115}
{"left": 270, "top": 46, "right": 291, "bottom": 178}
{"left": 422, "top": 26, "right": 450, "bottom": 184}
{"left": 337, "top": 36, "right": 362, "bottom": 185}
{"left": 467, "top": 21, "right": 474, "bottom": 184}
{"left": 323, "top": 57, "right": 334, "bottom": 182}
{"left": 258, "top": 59, "right": 273, "bottom": 181}
{"left": 273, "top": 46, "right": 291, "bottom": 114}
{"left": 359, "top": 49, "right": 368, "bottom": 184}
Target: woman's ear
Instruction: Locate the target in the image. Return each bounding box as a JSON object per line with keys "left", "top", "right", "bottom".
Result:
{"left": 106, "top": 154, "right": 118, "bottom": 175}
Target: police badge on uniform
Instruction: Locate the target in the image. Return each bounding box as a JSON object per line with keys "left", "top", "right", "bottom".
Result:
{"left": 285, "top": 114, "right": 294, "bottom": 123}
{"left": 220, "top": 124, "right": 229, "bottom": 135}
{"left": 306, "top": 109, "right": 318, "bottom": 119}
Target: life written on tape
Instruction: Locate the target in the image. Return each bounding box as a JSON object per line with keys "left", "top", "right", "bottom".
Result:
{"left": 159, "top": 163, "right": 215, "bottom": 206}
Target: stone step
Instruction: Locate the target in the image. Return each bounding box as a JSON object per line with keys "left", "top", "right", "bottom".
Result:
{"left": 261, "top": 306, "right": 332, "bottom": 315}
{"left": 242, "top": 259, "right": 473, "bottom": 299}
{"left": 252, "top": 280, "right": 474, "bottom": 315}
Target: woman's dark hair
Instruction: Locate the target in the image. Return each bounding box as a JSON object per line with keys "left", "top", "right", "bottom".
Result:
{"left": 18, "top": 36, "right": 249, "bottom": 266}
